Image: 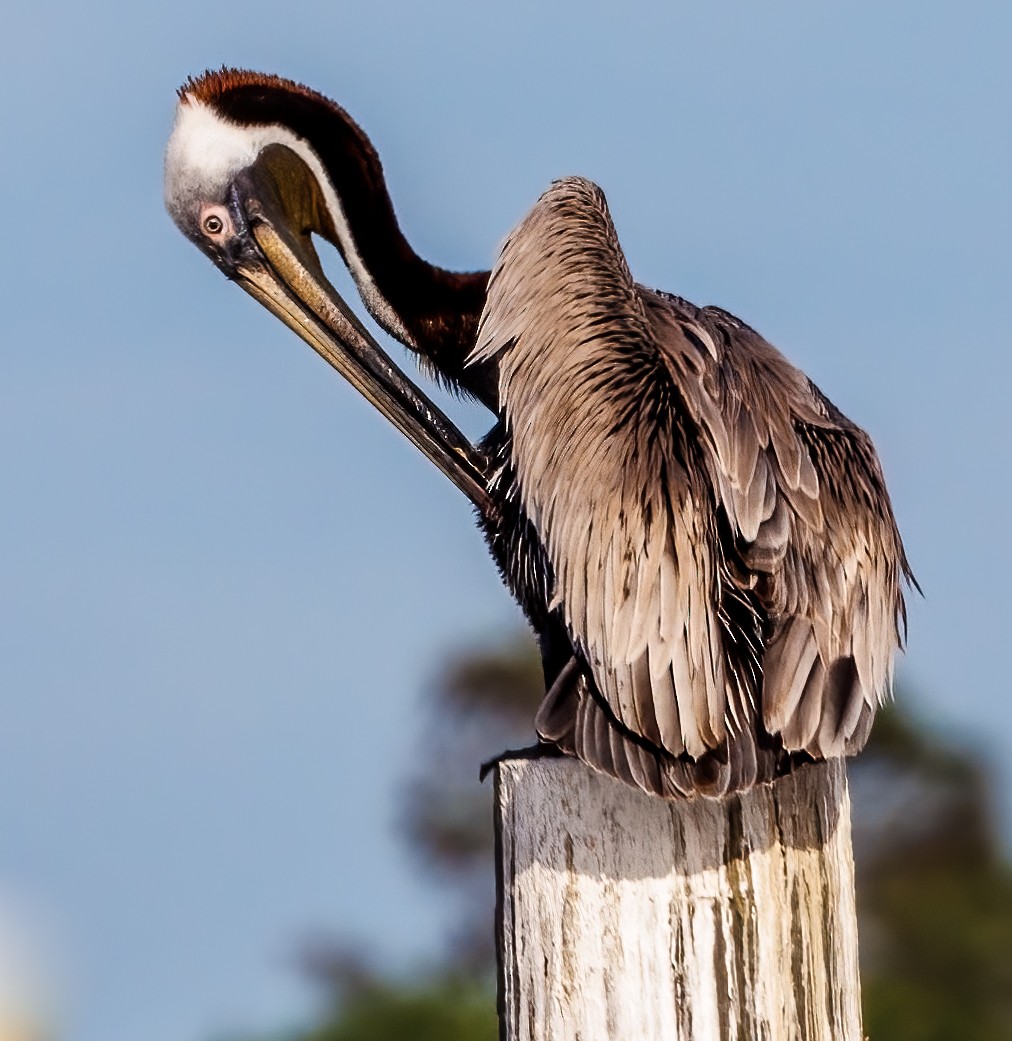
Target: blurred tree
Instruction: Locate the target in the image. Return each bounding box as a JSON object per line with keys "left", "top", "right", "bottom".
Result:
{"left": 399, "top": 633, "right": 543, "bottom": 971}
{"left": 852, "top": 707, "right": 1012, "bottom": 1040}
{"left": 295, "top": 980, "right": 494, "bottom": 1041}
{"left": 292, "top": 944, "right": 496, "bottom": 1041}
{"left": 227, "top": 634, "right": 1012, "bottom": 1041}
{"left": 219, "top": 944, "right": 498, "bottom": 1041}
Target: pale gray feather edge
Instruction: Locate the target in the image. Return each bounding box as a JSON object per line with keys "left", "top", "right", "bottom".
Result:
{"left": 472, "top": 177, "right": 913, "bottom": 796}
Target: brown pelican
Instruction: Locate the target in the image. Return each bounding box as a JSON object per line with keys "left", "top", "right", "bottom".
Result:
{"left": 164, "top": 69, "right": 914, "bottom": 798}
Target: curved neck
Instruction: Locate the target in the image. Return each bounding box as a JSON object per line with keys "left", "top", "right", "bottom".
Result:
{"left": 211, "top": 81, "right": 495, "bottom": 407}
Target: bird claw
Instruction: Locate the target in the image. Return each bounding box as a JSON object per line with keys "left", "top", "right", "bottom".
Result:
{"left": 479, "top": 742, "right": 566, "bottom": 783}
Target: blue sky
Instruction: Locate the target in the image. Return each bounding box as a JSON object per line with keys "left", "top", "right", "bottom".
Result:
{"left": 1, "top": 2, "right": 1009, "bottom": 1039}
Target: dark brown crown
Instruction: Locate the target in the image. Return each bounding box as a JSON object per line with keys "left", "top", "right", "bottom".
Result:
{"left": 179, "top": 67, "right": 326, "bottom": 107}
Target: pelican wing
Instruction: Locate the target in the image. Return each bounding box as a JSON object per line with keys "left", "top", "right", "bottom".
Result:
{"left": 472, "top": 176, "right": 911, "bottom": 793}
{"left": 639, "top": 293, "right": 913, "bottom": 758}
{"left": 471, "top": 178, "right": 749, "bottom": 769}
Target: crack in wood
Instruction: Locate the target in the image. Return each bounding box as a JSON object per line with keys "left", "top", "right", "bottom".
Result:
{"left": 496, "top": 757, "right": 861, "bottom": 1040}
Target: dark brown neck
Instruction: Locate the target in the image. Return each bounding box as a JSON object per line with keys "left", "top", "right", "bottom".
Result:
{"left": 197, "top": 71, "right": 495, "bottom": 408}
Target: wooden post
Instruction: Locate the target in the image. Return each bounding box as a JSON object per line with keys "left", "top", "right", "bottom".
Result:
{"left": 494, "top": 757, "right": 862, "bottom": 1041}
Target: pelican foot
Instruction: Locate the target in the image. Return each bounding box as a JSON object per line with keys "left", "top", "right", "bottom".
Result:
{"left": 479, "top": 742, "right": 566, "bottom": 783}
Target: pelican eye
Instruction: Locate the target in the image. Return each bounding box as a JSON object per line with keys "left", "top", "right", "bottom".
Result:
{"left": 199, "top": 205, "right": 232, "bottom": 240}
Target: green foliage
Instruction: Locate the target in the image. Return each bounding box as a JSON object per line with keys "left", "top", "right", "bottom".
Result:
{"left": 853, "top": 704, "right": 1012, "bottom": 1040}
{"left": 294, "top": 978, "right": 497, "bottom": 1041}
{"left": 862, "top": 862, "right": 1012, "bottom": 1041}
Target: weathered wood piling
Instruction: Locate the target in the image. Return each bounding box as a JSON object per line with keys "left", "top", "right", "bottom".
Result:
{"left": 495, "top": 757, "right": 861, "bottom": 1041}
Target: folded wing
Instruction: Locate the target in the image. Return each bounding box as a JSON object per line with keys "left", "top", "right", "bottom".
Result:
{"left": 472, "top": 176, "right": 911, "bottom": 796}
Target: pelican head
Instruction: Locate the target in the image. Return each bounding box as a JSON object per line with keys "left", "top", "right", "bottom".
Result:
{"left": 164, "top": 69, "right": 492, "bottom": 513}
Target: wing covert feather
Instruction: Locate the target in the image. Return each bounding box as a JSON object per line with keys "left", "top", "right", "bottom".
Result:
{"left": 641, "top": 293, "right": 912, "bottom": 758}
{"left": 472, "top": 178, "right": 740, "bottom": 763}
{"left": 471, "top": 176, "right": 912, "bottom": 794}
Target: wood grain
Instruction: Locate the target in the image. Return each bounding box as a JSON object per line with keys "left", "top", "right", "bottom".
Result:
{"left": 495, "top": 757, "right": 861, "bottom": 1041}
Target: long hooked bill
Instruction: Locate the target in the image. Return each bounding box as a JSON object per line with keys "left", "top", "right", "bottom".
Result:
{"left": 229, "top": 188, "right": 495, "bottom": 520}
